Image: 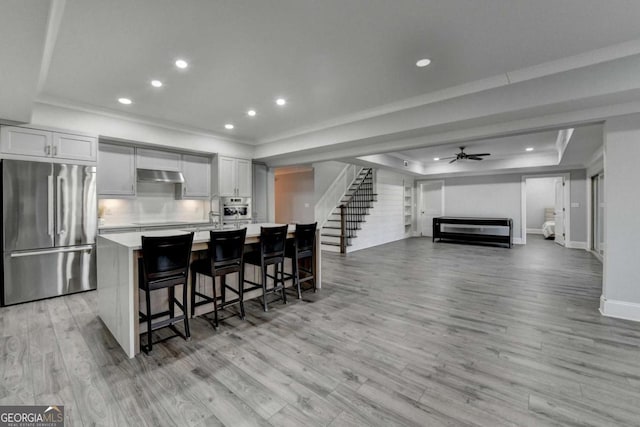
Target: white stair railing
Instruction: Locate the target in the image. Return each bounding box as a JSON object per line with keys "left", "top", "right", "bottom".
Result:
{"left": 314, "top": 164, "right": 361, "bottom": 229}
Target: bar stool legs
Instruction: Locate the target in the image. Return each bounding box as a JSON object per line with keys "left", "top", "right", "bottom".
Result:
{"left": 190, "top": 228, "right": 247, "bottom": 328}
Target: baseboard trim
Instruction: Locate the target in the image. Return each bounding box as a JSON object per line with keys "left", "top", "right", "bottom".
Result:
{"left": 527, "top": 228, "right": 543, "bottom": 235}
{"left": 600, "top": 296, "right": 640, "bottom": 322}
{"left": 589, "top": 250, "right": 604, "bottom": 263}
{"left": 513, "top": 237, "right": 523, "bottom": 245}
{"left": 566, "top": 241, "right": 587, "bottom": 249}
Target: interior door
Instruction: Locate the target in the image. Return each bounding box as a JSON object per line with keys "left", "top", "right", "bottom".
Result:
{"left": 419, "top": 182, "right": 443, "bottom": 237}
{"left": 554, "top": 178, "right": 565, "bottom": 246}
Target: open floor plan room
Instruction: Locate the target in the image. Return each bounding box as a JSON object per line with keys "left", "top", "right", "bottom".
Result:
{"left": 3, "top": 236, "right": 638, "bottom": 426}
{"left": 3, "top": 1, "right": 640, "bottom": 425}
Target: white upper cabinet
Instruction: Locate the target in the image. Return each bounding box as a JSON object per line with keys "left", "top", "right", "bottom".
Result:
{"left": 0, "top": 127, "right": 52, "bottom": 158}
{"left": 97, "top": 143, "right": 136, "bottom": 197}
{"left": 215, "top": 155, "right": 252, "bottom": 197}
{"left": 0, "top": 126, "right": 97, "bottom": 162}
{"left": 236, "top": 158, "right": 252, "bottom": 197}
{"left": 178, "top": 154, "right": 211, "bottom": 199}
{"left": 136, "top": 148, "right": 182, "bottom": 171}
{"left": 217, "top": 156, "right": 237, "bottom": 196}
{"left": 52, "top": 132, "right": 97, "bottom": 162}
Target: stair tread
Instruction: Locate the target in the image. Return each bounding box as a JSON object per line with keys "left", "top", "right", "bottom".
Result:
{"left": 330, "top": 212, "right": 371, "bottom": 216}
{"left": 321, "top": 241, "right": 352, "bottom": 247}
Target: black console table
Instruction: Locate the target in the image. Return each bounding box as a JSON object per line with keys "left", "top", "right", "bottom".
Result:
{"left": 433, "top": 217, "right": 513, "bottom": 248}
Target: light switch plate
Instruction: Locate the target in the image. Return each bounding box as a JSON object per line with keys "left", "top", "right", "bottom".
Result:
{"left": 571, "top": 202, "right": 580, "bottom": 208}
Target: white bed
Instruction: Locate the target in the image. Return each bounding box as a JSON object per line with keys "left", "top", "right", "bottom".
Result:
{"left": 542, "top": 208, "right": 555, "bottom": 239}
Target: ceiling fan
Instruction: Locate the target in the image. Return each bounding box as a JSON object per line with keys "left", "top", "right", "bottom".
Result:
{"left": 440, "top": 147, "right": 491, "bottom": 164}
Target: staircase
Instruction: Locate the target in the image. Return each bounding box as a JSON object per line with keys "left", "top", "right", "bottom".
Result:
{"left": 320, "top": 168, "right": 377, "bottom": 253}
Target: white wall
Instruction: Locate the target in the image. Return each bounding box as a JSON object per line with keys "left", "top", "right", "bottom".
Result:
{"left": 601, "top": 114, "right": 640, "bottom": 321}
{"left": 350, "top": 169, "right": 413, "bottom": 252}
{"left": 444, "top": 174, "right": 523, "bottom": 240}
{"left": 313, "top": 160, "right": 348, "bottom": 202}
{"left": 274, "top": 170, "right": 315, "bottom": 224}
{"left": 525, "top": 177, "right": 557, "bottom": 230}
{"left": 423, "top": 170, "right": 588, "bottom": 243}
{"left": 98, "top": 182, "right": 207, "bottom": 225}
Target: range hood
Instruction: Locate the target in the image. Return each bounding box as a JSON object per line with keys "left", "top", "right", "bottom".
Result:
{"left": 137, "top": 168, "right": 185, "bottom": 184}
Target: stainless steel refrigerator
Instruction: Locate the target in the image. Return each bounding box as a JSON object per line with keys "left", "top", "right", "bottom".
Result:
{"left": 1, "top": 160, "right": 97, "bottom": 305}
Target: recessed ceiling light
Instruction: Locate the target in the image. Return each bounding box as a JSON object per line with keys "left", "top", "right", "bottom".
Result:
{"left": 224, "top": 123, "right": 234, "bottom": 130}
{"left": 526, "top": 147, "right": 534, "bottom": 152}
{"left": 275, "top": 98, "right": 287, "bottom": 106}
{"left": 433, "top": 157, "right": 440, "bottom": 161}
{"left": 416, "top": 58, "right": 431, "bottom": 68}
{"left": 118, "top": 97, "right": 132, "bottom": 105}
{"left": 247, "top": 109, "right": 256, "bottom": 117}
{"left": 175, "top": 59, "right": 188, "bottom": 69}
{"left": 151, "top": 80, "right": 163, "bottom": 88}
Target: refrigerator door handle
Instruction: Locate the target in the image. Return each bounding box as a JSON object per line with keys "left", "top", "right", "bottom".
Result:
{"left": 10, "top": 245, "right": 94, "bottom": 258}
{"left": 47, "top": 175, "right": 54, "bottom": 237}
{"left": 56, "top": 175, "right": 66, "bottom": 235}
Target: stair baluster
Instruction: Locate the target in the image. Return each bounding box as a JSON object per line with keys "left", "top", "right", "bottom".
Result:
{"left": 338, "top": 168, "right": 374, "bottom": 253}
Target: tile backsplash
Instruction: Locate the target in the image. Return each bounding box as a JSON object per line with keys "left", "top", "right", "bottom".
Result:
{"left": 99, "top": 182, "right": 208, "bottom": 225}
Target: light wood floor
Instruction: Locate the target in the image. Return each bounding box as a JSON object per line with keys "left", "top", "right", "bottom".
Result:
{"left": 2, "top": 235, "right": 640, "bottom": 426}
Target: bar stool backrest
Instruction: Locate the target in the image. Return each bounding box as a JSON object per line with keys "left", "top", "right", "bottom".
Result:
{"left": 260, "top": 225, "right": 288, "bottom": 260}
{"left": 141, "top": 233, "right": 194, "bottom": 283}
{"left": 294, "top": 222, "right": 317, "bottom": 255}
{"left": 209, "top": 228, "right": 247, "bottom": 268}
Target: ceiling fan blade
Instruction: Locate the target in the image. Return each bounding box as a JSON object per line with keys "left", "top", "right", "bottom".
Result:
{"left": 467, "top": 156, "right": 484, "bottom": 161}
{"left": 466, "top": 153, "right": 491, "bottom": 157}
{"left": 449, "top": 158, "right": 457, "bottom": 164}
{"left": 439, "top": 156, "right": 457, "bottom": 160}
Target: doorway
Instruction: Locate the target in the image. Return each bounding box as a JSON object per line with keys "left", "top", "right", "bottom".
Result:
{"left": 521, "top": 173, "right": 570, "bottom": 246}
{"left": 418, "top": 181, "right": 444, "bottom": 237}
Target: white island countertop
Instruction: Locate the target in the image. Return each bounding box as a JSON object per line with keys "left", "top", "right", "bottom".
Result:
{"left": 99, "top": 223, "right": 295, "bottom": 250}
{"left": 98, "top": 220, "right": 213, "bottom": 230}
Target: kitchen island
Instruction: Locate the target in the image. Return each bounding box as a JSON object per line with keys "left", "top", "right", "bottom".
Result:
{"left": 97, "top": 223, "right": 321, "bottom": 358}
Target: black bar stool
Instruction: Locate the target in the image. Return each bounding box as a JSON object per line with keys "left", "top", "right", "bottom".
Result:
{"left": 139, "top": 232, "right": 194, "bottom": 354}
{"left": 284, "top": 222, "right": 318, "bottom": 299}
{"left": 243, "top": 225, "right": 289, "bottom": 311}
{"left": 190, "top": 228, "right": 247, "bottom": 328}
